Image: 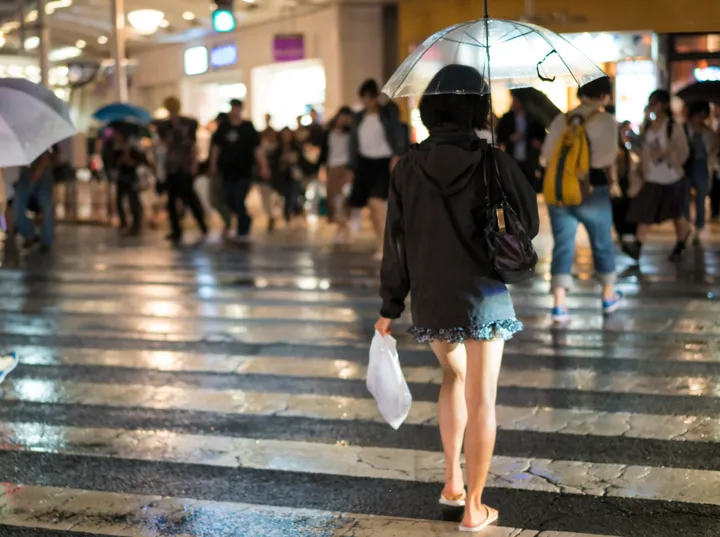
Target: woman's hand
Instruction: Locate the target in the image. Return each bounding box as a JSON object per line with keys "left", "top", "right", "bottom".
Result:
{"left": 375, "top": 317, "right": 392, "bottom": 337}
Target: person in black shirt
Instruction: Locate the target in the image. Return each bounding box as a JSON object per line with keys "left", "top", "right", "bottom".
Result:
{"left": 113, "top": 131, "right": 147, "bottom": 235}
{"left": 209, "top": 99, "right": 270, "bottom": 240}
{"left": 156, "top": 96, "right": 208, "bottom": 243}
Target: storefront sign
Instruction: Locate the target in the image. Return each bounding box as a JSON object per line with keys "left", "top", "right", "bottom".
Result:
{"left": 694, "top": 66, "right": 720, "bottom": 82}
{"left": 184, "top": 46, "right": 208, "bottom": 76}
{"left": 210, "top": 44, "right": 238, "bottom": 68}
{"left": 273, "top": 34, "right": 305, "bottom": 62}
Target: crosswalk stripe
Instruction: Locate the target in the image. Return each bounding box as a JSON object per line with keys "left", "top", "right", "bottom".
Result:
{"left": 0, "top": 422, "right": 718, "bottom": 506}
{"left": 0, "top": 484, "right": 619, "bottom": 537}
{"left": 4, "top": 378, "right": 719, "bottom": 443}
{"left": 13, "top": 347, "right": 720, "bottom": 399}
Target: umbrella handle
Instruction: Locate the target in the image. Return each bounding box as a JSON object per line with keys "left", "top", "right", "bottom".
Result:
{"left": 536, "top": 50, "right": 557, "bottom": 83}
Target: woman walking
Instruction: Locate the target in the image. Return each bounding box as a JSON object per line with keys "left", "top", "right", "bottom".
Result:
{"left": 319, "top": 106, "right": 354, "bottom": 243}
{"left": 628, "top": 89, "right": 690, "bottom": 261}
{"left": 270, "top": 128, "right": 305, "bottom": 226}
{"left": 375, "top": 64, "right": 539, "bottom": 532}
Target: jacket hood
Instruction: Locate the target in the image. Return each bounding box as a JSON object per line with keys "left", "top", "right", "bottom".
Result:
{"left": 411, "top": 127, "right": 485, "bottom": 196}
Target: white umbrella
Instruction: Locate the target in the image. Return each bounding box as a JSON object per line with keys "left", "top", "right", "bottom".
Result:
{"left": 0, "top": 78, "right": 76, "bottom": 166}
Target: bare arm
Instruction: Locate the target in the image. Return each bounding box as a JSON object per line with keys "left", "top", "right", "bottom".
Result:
{"left": 255, "top": 146, "right": 270, "bottom": 180}
{"left": 209, "top": 145, "right": 220, "bottom": 176}
{"left": 31, "top": 152, "right": 52, "bottom": 182}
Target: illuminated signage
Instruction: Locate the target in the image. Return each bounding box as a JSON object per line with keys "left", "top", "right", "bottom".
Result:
{"left": 694, "top": 66, "right": 720, "bottom": 82}
{"left": 184, "top": 46, "right": 208, "bottom": 76}
{"left": 210, "top": 44, "right": 237, "bottom": 68}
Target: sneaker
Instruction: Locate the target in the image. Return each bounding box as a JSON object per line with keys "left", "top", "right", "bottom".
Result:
{"left": 551, "top": 306, "right": 571, "bottom": 324}
{"left": 602, "top": 292, "right": 623, "bottom": 315}
{"left": 0, "top": 353, "right": 19, "bottom": 384}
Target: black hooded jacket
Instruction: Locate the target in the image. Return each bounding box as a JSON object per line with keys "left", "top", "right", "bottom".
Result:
{"left": 379, "top": 126, "right": 539, "bottom": 329}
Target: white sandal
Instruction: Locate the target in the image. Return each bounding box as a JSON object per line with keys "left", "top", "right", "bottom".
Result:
{"left": 439, "top": 491, "right": 466, "bottom": 507}
{"left": 458, "top": 505, "right": 499, "bottom": 532}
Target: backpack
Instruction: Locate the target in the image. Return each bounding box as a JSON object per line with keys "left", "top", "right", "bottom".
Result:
{"left": 543, "top": 111, "right": 599, "bottom": 206}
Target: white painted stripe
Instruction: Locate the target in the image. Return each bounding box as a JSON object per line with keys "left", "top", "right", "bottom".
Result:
{"left": 16, "top": 347, "right": 720, "bottom": 399}
{"left": 5, "top": 378, "right": 719, "bottom": 443}
{"left": 1, "top": 422, "right": 718, "bottom": 506}
{"left": 0, "top": 484, "right": 616, "bottom": 537}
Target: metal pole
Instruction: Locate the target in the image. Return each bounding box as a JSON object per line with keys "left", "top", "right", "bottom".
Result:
{"left": 37, "top": 0, "right": 50, "bottom": 86}
{"left": 110, "top": 0, "right": 128, "bottom": 102}
{"left": 524, "top": 0, "right": 534, "bottom": 21}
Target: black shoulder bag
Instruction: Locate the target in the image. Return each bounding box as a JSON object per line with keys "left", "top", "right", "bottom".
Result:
{"left": 440, "top": 147, "right": 538, "bottom": 284}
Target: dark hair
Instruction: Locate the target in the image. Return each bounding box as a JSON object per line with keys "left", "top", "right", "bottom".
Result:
{"left": 419, "top": 64, "right": 490, "bottom": 130}
{"left": 688, "top": 100, "right": 711, "bottom": 119}
{"left": 358, "top": 79, "right": 379, "bottom": 98}
{"left": 605, "top": 104, "right": 616, "bottom": 116}
{"left": 215, "top": 112, "right": 229, "bottom": 124}
{"left": 577, "top": 77, "right": 612, "bottom": 100}
{"left": 229, "top": 99, "right": 244, "bottom": 108}
{"left": 648, "top": 89, "right": 672, "bottom": 117}
{"left": 338, "top": 106, "right": 353, "bottom": 116}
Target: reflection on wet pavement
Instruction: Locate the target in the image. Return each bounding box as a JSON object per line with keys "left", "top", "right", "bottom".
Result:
{"left": 0, "top": 224, "right": 718, "bottom": 536}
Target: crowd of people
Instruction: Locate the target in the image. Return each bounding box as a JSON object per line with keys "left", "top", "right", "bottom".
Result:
{"left": 81, "top": 78, "right": 408, "bottom": 257}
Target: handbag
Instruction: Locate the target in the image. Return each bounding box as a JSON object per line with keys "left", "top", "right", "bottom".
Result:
{"left": 441, "top": 147, "right": 538, "bottom": 284}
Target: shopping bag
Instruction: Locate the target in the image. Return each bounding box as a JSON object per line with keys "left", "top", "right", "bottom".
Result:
{"left": 366, "top": 331, "right": 412, "bottom": 429}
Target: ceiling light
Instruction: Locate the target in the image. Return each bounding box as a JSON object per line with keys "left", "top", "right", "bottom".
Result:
{"left": 159, "top": 18, "right": 169, "bottom": 28}
{"left": 48, "top": 46, "right": 81, "bottom": 62}
{"left": 127, "top": 9, "right": 165, "bottom": 35}
{"left": 243, "top": 0, "right": 257, "bottom": 3}
{"left": 25, "top": 10, "right": 38, "bottom": 22}
{"left": 182, "top": 11, "right": 195, "bottom": 20}
{"left": 97, "top": 35, "right": 108, "bottom": 44}
{"left": 75, "top": 39, "right": 86, "bottom": 48}
{"left": 24, "top": 36, "right": 39, "bottom": 50}
{"left": 0, "top": 35, "right": 5, "bottom": 48}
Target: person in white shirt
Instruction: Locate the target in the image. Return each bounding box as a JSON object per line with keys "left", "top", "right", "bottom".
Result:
{"left": 541, "top": 77, "right": 622, "bottom": 324}
{"left": 627, "top": 89, "right": 690, "bottom": 261}
{"left": 318, "top": 106, "right": 354, "bottom": 243}
{"left": 347, "top": 79, "right": 406, "bottom": 260}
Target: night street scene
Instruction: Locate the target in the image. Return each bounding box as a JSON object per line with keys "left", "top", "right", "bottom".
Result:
{"left": 0, "top": 0, "right": 718, "bottom": 536}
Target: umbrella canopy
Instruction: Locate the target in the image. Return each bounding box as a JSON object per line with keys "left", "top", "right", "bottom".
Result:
{"left": 0, "top": 78, "right": 76, "bottom": 167}
{"left": 676, "top": 81, "right": 720, "bottom": 104}
{"left": 511, "top": 87, "right": 562, "bottom": 127}
{"left": 383, "top": 18, "right": 606, "bottom": 99}
{"left": 93, "top": 102, "right": 153, "bottom": 125}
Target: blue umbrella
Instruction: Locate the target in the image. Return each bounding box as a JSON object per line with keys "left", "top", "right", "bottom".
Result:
{"left": 92, "top": 102, "right": 153, "bottom": 125}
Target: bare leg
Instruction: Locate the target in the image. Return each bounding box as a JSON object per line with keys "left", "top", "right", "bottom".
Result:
{"left": 636, "top": 223, "right": 649, "bottom": 244}
{"left": 462, "top": 338, "right": 504, "bottom": 528}
{"left": 368, "top": 197, "right": 387, "bottom": 256}
{"left": 674, "top": 216, "right": 689, "bottom": 242}
{"left": 430, "top": 341, "right": 467, "bottom": 498}
{"left": 552, "top": 286, "right": 567, "bottom": 309}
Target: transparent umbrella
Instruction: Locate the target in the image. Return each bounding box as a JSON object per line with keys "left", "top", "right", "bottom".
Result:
{"left": 383, "top": 12, "right": 606, "bottom": 98}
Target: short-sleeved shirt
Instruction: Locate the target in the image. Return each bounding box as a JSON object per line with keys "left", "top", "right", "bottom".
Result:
{"left": 212, "top": 120, "right": 260, "bottom": 180}
{"left": 157, "top": 117, "right": 198, "bottom": 174}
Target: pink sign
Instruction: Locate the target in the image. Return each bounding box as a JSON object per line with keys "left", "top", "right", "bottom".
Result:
{"left": 273, "top": 34, "right": 305, "bottom": 62}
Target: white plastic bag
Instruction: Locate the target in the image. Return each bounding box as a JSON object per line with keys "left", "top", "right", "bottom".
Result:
{"left": 367, "top": 331, "right": 412, "bottom": 429}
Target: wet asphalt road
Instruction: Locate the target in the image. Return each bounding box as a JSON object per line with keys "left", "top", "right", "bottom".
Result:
{"left": 0, "top": 222, "right": 718, "bottom": 536}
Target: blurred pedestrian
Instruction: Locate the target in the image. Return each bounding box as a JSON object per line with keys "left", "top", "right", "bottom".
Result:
{"left": 14, "top": 150, "right": 54, "bottom": 251}
{"left": 319, "top": 106, "right": 354, "bottom": 243}
{"left": 628, "top": 89, "right": 690, "bottom": 262}
{"left": 270, "top": 127, "right": 305, "bottom": 226}
{"left": 348, "top": 79, "right": 405, "bottom": 260}
{"left": 497, "top": 92, "right": 546, "bottom": 191}
{"left": 209, "top": 99, "right": 270, "bottom": 242}
{"left": 156, "top": 97, "right": 208, "bottom": 244}
{"left": 683, "top": 100, "right": 718, "bottom": 244}
{"left": 375, "top": 64, "right": 538, "bottom": 533}
{"left": 542, "top": 77, "right": 622, "bottom": 324}
{"left": 113, "top": 130, "right": 147, "bottom": 236}
{"left": 612, "top": 120, "right": 640, "bottom": 259}
{"left": 208, "top": 112, "right": 232, "bottom": 235}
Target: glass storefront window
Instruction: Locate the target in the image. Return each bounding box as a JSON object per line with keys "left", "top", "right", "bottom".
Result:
{"left": 674, "top": 34, "right": 720, "bottom": 54}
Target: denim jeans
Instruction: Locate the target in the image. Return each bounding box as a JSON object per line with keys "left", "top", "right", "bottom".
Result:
{"left": 686, "top": 172, "right": 709, "bottom": 230}
{"left": 547, "top": 186, "right": 616, "bottom": 289}
{"left": 14, "top": 168, "right": 54, "bottom": 246}
{"left": 222, "top": 179, "right": 253, "bottom": 236}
